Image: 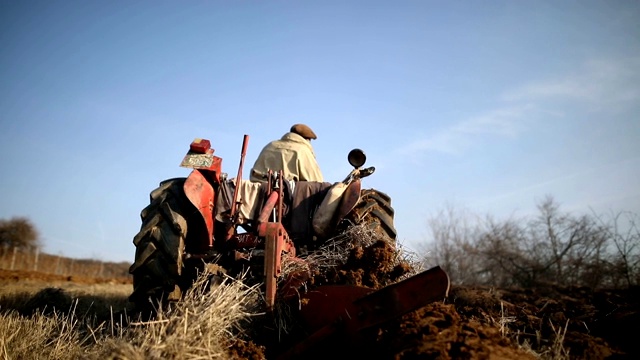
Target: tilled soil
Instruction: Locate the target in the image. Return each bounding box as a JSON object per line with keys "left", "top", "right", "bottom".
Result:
{"left": 2, "top": 245, "right": 637, "bottom": 359}
{"left": 244, "top": 239, "right": 640, "bottom": 359}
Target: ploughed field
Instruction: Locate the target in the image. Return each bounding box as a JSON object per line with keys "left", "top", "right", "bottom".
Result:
{"left": 241, "top": 239, "right": 639, "bottom": 359}
{"left": 1, "top": 251, "right": 638, "bottom": 359}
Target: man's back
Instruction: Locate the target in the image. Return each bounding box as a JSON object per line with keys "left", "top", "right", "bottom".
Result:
{"left": 250, "top": 131, "right": 323, "bottom": 182}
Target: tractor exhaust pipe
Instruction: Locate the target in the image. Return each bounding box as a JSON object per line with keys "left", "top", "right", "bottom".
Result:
{"left": 230, "top": 134, "right": 249, "bottom": 224}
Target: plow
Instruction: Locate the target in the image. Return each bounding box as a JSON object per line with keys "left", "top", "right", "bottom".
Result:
{"left": 128, "top": 135, "right": 450, "bottom": 357}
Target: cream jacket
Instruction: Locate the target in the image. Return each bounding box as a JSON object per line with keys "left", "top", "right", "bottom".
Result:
{"left": 250, "top": 132, "right": 323, "bottom": 182}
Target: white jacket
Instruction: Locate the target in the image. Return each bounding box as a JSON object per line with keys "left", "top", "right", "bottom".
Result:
{"left": 250, "top": 132, "right": 323, "bottom": 182}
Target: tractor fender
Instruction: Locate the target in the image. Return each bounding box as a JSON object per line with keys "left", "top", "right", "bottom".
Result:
{"left": 312, "top": 182, "right": 348, "bottom": 238}
{"left": 183, "top": 169, "right": 215, "bottom": 248}
{"left": 335, "top": 179, "right": 362, "bottom": 225}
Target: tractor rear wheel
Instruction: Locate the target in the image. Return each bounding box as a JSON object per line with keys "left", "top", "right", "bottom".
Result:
{"left": 129, "top": 178, "right": 191, "bottom": 311}
{"left": 340, "top": 188, "right": 397, "bottom": 242}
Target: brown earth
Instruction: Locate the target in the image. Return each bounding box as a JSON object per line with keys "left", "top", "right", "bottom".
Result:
{"left": 0, "top": 268, "right": 132, "bottom": 285}
{"left": 2, "top": 244, "right": 638, "bottom": 360}
{"left": 238, "top": 239, "right": 640, "bottom": 360}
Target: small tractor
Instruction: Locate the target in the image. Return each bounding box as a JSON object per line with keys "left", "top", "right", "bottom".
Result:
{"left": 129, "top": 135, "right": 450, "bottom": 358}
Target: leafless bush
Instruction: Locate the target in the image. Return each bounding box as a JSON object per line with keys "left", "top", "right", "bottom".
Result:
{"left": 476, "top": 217, "right": 534, "bottom": 287}
{"left": 523, "top": 196, "right": 609, "bottom": 287}
{"left": 421, "top": 196, "right": 640, "bottom": 289}
{"left": 595, "top": 210, "right": 640, "bottom": 288}
{"left": 418, "top": 205, "right": 488, "bottom": 285}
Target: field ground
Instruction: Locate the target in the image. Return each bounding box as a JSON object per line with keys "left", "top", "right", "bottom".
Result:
{"left": 0, "top": 266, "right": 638, "bottom": 359}
{"left": 0, "top": 268, "right": 131, "bottom": 296}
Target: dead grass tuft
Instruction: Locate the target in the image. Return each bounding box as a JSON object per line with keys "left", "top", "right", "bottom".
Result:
{"left": 282, "top": 224, "right": 420, "bottom": 281}
{"left": 0, "top": 267, "right": 263, "bottom": 360}
{"left": 0, "top": 302, "right": 87, "bottom": 359}
{"left": 100, "top": 268, "right": 262, "bottom": 359}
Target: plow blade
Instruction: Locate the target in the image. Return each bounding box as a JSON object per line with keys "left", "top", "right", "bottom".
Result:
{"left": 278, "top": 266, "right": 450, "bottom": 359}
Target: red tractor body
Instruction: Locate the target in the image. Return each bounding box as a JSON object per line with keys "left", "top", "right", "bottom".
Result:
{"left": 129, "top": 135, "right": 450, "bottom": 357}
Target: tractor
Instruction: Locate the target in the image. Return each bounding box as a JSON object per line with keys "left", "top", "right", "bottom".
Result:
{"left": 128, "top": 135, "right": 450, "bottom": 358}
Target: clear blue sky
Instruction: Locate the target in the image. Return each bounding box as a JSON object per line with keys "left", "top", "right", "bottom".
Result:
{"left": 1, "top": 1, "right": 639, "bottom": 262}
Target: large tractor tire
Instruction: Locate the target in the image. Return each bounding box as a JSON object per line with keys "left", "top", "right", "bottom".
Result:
{"left": 129, "top": 178, "right": 192, "bottom": 311}
{"left": 340, "top": 188, "right": 397, "bottom": 243}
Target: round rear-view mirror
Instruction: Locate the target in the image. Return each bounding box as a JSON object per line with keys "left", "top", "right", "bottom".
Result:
{"left": 348, "top": 149, "right": 366, "bottom": 168}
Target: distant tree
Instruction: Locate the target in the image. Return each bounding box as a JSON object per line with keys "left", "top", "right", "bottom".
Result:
{"left": 0, "top": 217, "right": 41, "bottom": 250}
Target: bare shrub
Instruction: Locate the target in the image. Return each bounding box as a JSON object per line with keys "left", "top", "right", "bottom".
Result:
{"left": 595, "top": 211, "right": 640, "bottom": 288}
{"left": 421, "top": 195, "right": 638, "bottom": 289}
{"left": 419, "top": 205, "right": 486, "bottom": 285}
{"left": 523, "top": 196, "right": 609, "bottom": 288}
{"left": 476, "top": 217, "right": 533, "bottom": 287}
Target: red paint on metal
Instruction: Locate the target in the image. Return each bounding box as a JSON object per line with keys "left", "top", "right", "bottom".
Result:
{"left": 189, "top": 138, "right": 211, "bottom": 153}
{"left": 208, "top": 156, "right": 222, "bottom": 183}
{"left": 230, "top": 135, "right": 250, "bottom": 222}
{"left": 298, "top": 285, "right": 373, "bottom": 332}
{"left": 229, "top": 233, "right": 262, "bottom": 248}
{"left": 298, "top": 266, "right": 449, "bottom": 334}
{"left": 280, "top": 266, "right": 450, "bottom": 359}
{"left": 180, "top": 145, "right": 223, "bottom": 185}
{"left": 183, "top": 170, "right": 215, "bottom": 248}
{"left": 257, "top": 191, "right": 279, "bottom": 224}
{"left": 259, "top": 222, "right": 295, "bottom": 310}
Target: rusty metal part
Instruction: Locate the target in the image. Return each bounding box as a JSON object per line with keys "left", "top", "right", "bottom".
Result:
{"left": 230, "top": 135, "right": 250, "bottom": 223}
{"left": 183, "top": 169, "right": 215, "bottom": 248}
{"left": 257, "top": 191, "right": 279, "bottom": 225}
{"left": 259, "top": 222, "right": 296, "bottom": 310}
{"left": 228, "top": 232, "right": 262, "bottom": 248}
{"left": 180, "top": 145, "right": 222, "bottom": 180}
{"left": 278, "top": 266, "right": 450, "bottom": 359}
{"left": 189, "top": 138, "right": 211, "bottom": 153}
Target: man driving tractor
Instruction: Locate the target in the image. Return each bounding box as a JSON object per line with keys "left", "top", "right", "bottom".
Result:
{"left": 249, "top": 123, "right": 323, "bottom": 182}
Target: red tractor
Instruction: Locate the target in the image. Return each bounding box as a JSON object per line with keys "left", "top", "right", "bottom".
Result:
{"left": 129, "top": 135, "right": 449, "bottom": 357}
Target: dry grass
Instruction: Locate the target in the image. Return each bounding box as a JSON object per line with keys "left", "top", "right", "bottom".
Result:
{"left": 486, "top": 301, "right": 571, "bottom": 360}
{"left": 100, "top": 269, "right": 262, "bottom": 360}
{"left": 281, "top": 224, "right": 421, "bottom": 282}
{"left": 0, "top": 268, "right": 262, "bottom": 360}
{"left": 538, "top": 320, "right": 571, "bottom": 360}
{"left": 0, "top": 306, "right": 87, "bottom": 360}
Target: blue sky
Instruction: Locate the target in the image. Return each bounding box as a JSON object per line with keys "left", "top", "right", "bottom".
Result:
{"left": 1, "top": 1, "right": 638, "bottom": 262}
